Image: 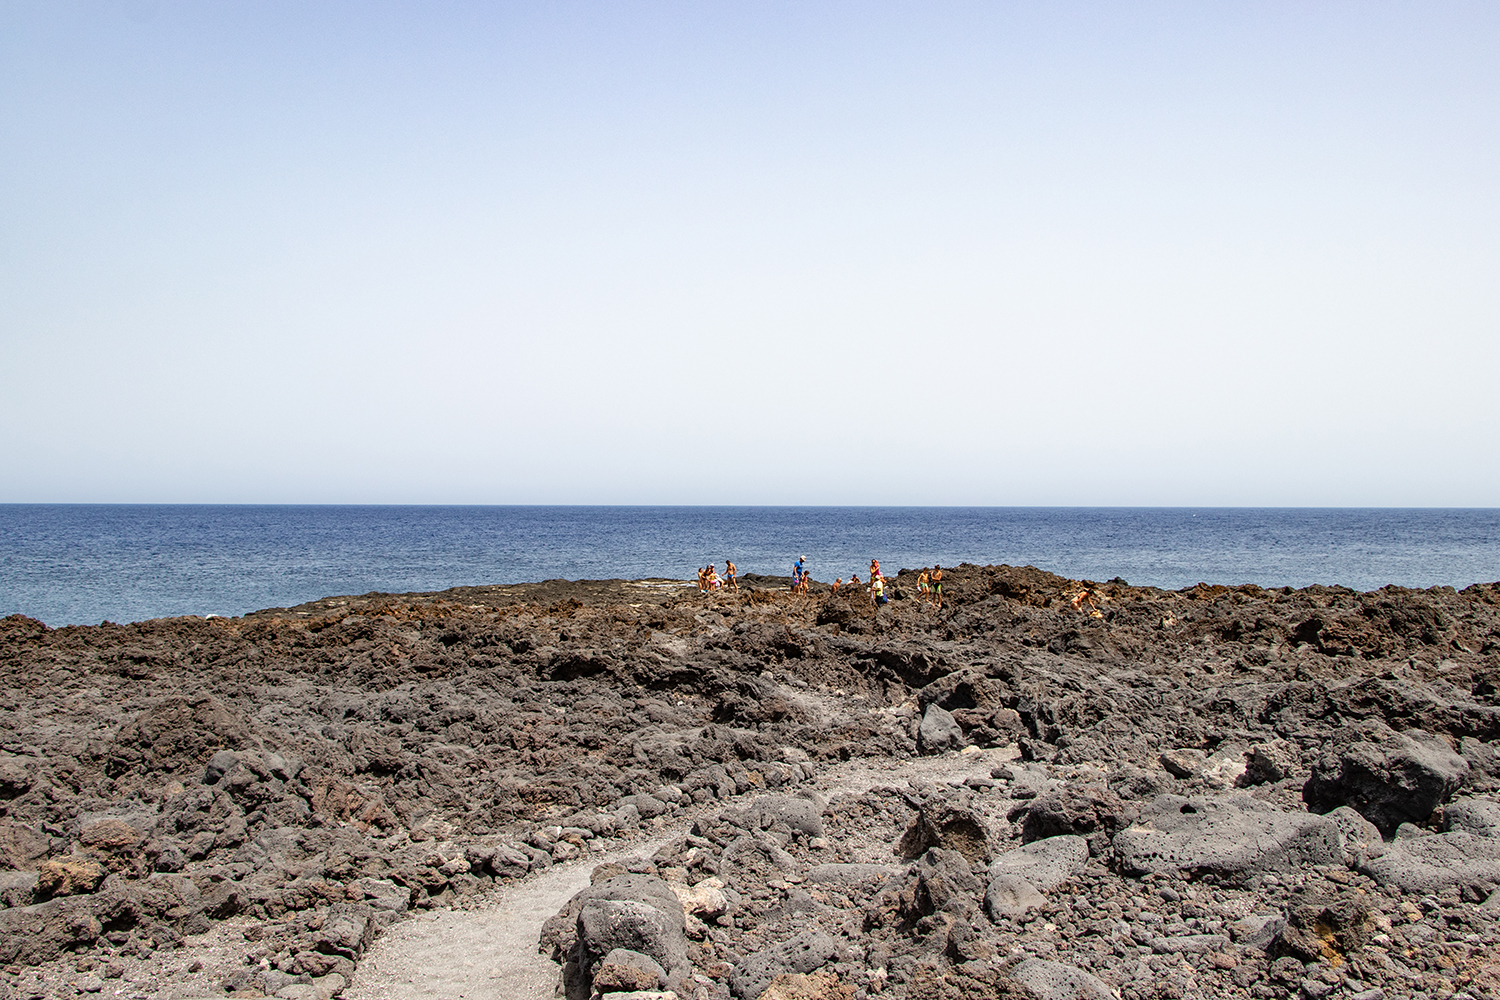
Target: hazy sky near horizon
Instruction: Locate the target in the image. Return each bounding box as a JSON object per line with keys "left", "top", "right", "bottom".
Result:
{"left": 2, "top": 2, "right": 1497, "bottom": 505}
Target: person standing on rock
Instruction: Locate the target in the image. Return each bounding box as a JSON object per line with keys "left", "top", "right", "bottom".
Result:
{"left": 917, "top": 568, "right": 930, "bottom": 604}
{"left": 871, "top": 573, "right": 887, "bottom": 608}
{"left": 725, "top": 560, "right": 738, "bottom": 592}
{"left": 931, "top": 565, "right": 943, "bottom": 609}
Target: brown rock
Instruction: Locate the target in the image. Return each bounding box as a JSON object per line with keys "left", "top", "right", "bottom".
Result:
{"left": 762, "top": 970, "right": 855, "bottom": 1000}
{"left": 36, "top": 858, "right": 105, "bottom": 898}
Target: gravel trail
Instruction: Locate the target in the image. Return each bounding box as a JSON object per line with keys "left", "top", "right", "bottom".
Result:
{"left": 344, "top": 749, "right": 1014, "bottom": 1000}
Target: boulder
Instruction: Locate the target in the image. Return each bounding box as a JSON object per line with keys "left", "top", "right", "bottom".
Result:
{"left": 730, "top": 929, "right": 840, "bottom": 1000}
{"left": 575, "top": 899, "right": 689, "bottom": 988}
{"left": 747, "top": 795, "right": 825, "bottom": 838}
{"left": 0, "top": 754, "right": 32, "bottom": 798}
{"left": 0, "top": 898, "right": 101, "bottom": 964}
{"left": 35, "top": 858, "right": 105, "bottom": 898}
{"left": 1443, "top": 796, "right": 1500, "bottom": 838}
{"left": 1325, "top": 806, "right": 1385, "bottom": 866}
{"left": 806, "top": 864, "right": 901, "bottom": 893}
{"left": 917, "top": 703, "right": 966, "bottom": 754}
{"left": 983, "top": 874, "right": 1045, "bottom": 920}
{"left": 0, "top": 870, "right": 37, "bottom": 908}
{"left": 670, "top": 877, "right": 728, "bottom": 919}
{"left": 719, "top": 835, "right": 803, "bottom": 884}
{"left": 1114, "top": 794, "right": 1342, "bottom": 885}
{"left": 539, "top": 874, "right": 684, "bottom": 965}
{"left": 592, "top": 948, "right": 667, "bottom": 993}
{"left": 315, "top": 903, "right": 374, "bottom": 959}
{"left": 1013, "top": 784, "right": 1134, "bottom": 850}
{"left": 1006, "top": 958, "right": 1114, "bottom": 1000}
{"left": 1159, "top": 748, "right": 1206, "bottom": 779}
{"left": 911, "top": 848, "right": 983, "bottom": 917}
{"left": 1272, "top": 893, "right": 1379, "bottom": 963}
{"left": 1359, "top": 831, "right": 1500, "bottom": 898}
{"left": 987, "top": 835, "right": 1088, "bottom": 893}
{"left": 1303, "top": 721, "right": 1468, "bottom": 837}
{"left": 0, "top": 818, "right": 50, "bottom": 870}
{"left": 897, "top": 798, "right": 992, "bottom": 866}
{"left": 1243, "top": 740, "right": 1299, "bottom": 785}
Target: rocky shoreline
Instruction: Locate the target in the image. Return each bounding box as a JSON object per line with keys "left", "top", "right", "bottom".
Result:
{"left": 2, "top": 564, "right": 1500, "bottom": 999}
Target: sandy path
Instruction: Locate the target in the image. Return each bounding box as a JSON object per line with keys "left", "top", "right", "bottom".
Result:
{"left": 346, "top": 748, "right": 1016, "bottom": 1000}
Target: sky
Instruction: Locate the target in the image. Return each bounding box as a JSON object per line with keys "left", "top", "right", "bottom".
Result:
{"left": 1, "top": 2, "right": 1497, "bottom": 506}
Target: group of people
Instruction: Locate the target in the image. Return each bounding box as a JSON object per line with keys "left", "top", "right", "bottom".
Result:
{"left": 696, "top": 560, "right": 738, "bottom": 593}
{"left": 827, "top": 559, "right": 944, "bottom": 609}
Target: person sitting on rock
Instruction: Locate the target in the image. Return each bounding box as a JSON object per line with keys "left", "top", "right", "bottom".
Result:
{"left": 832, "top": 577, "right": 842, "bottom": 593}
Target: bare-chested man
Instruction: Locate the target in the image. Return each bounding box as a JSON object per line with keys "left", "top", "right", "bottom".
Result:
{"left": 725, "top": 560, "right": 738, "bottom": 592}
{"left": 931, "top": 565, "right": 943, "bottom": 609}
{"left": 1071, "top": 584, "right": 1103, "bottom": 617}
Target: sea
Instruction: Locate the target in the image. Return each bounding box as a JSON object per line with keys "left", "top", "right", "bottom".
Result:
{"left": 1, "top": 505, "right": 1497, "bottom": 628}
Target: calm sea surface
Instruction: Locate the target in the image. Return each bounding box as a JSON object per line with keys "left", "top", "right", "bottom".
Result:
{"left": 1, "top": 505, "right": 1497, "bottom": 627}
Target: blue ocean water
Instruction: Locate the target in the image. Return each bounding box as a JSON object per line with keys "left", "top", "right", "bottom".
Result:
{"left": 1, "top": 505, "right": 1497, "bottom": 628}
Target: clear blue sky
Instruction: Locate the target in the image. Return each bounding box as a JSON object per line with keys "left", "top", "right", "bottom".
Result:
{"left": 2, "top": 2, "right": 1496, "bottom": 505}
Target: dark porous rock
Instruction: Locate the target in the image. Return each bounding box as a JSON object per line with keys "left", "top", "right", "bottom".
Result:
{"left": 539, "top": 873, "right": 685, "bottom": 967}
{"left": 200, "top": 749, "right": 239, "bottom": 785}
{"left": 0, "top": 870, "right": 38, "bottom": 908}
{"left": 0, "top": 898, "right": 102, "bottom": 964}
{"left": 1303, "top": 720, "right": 1469, "bottom": 837}
{"left": 0, "top": 754, "right": 32, "bottom": 798}
{"left": 1005, "top": 957, "right": 1114, "bottom": 1000}
{"left": 910, "top": 848, "right": 984, "bottom": 918}
{"left": 1013, "top": 783, "right": 1134, "bottom": 852}
{"left": 987, "top": 835, "right": 1087, "bottom": 893}
{"left": 315, "top": 902, "right": 375, "bottom": 959}
{"left": 1359, "top": 830, "right": 1500, "bottom": 898}
{"left": 1324, "top": 805, "right": 1385, "bottom": 866}
{"left": 983, "top": 874, "right": 1045, "bottom": 921}
{"left": 107, "top": 695, "right": 251, "bottom": 778}
{"left": 1242, "top": 739, "right": 1299, "bottom": 785}
{"left": 1443, "top": 795, "right": 1500, "bottom": 838}
{"left": 748, "top": 794, "right": 825, "bottom": 838}
{"left": 1459, "top": 736, "right": 1500, "bottom": 792}
{"left": 619, "top": 793, "right": 669, "bottom": 819}
{"left": 1107, "top": 765, "right": 1177, "bottom": 801}
{"left": 1271, "top": 892, "right": 1379, "bottom": 963}
{"left": 591, "top": 946, "right": 666, "bottom": 993}
{"left": 918, "top": 704, "right": 966, "bottom": 754}
{"left": 720, "top": 834, "right": 803, "bottom": 884}
{"left": 1114, "top": 793, "right": 1342, "bottom": 884}
{"left": 572, "top": 899, "right": 689, "bottom": 999}
{"left": 897, "top": 797, "right": 992, "bottom": 866}
{"left": 1228, "top": 912, "right": 1286, "bottom": 950}
{"left": 730, "top": 929, "right": 840, "bottom": 1000}
{"left": 0, "top": 818, "right": 51, "bottom": 870}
